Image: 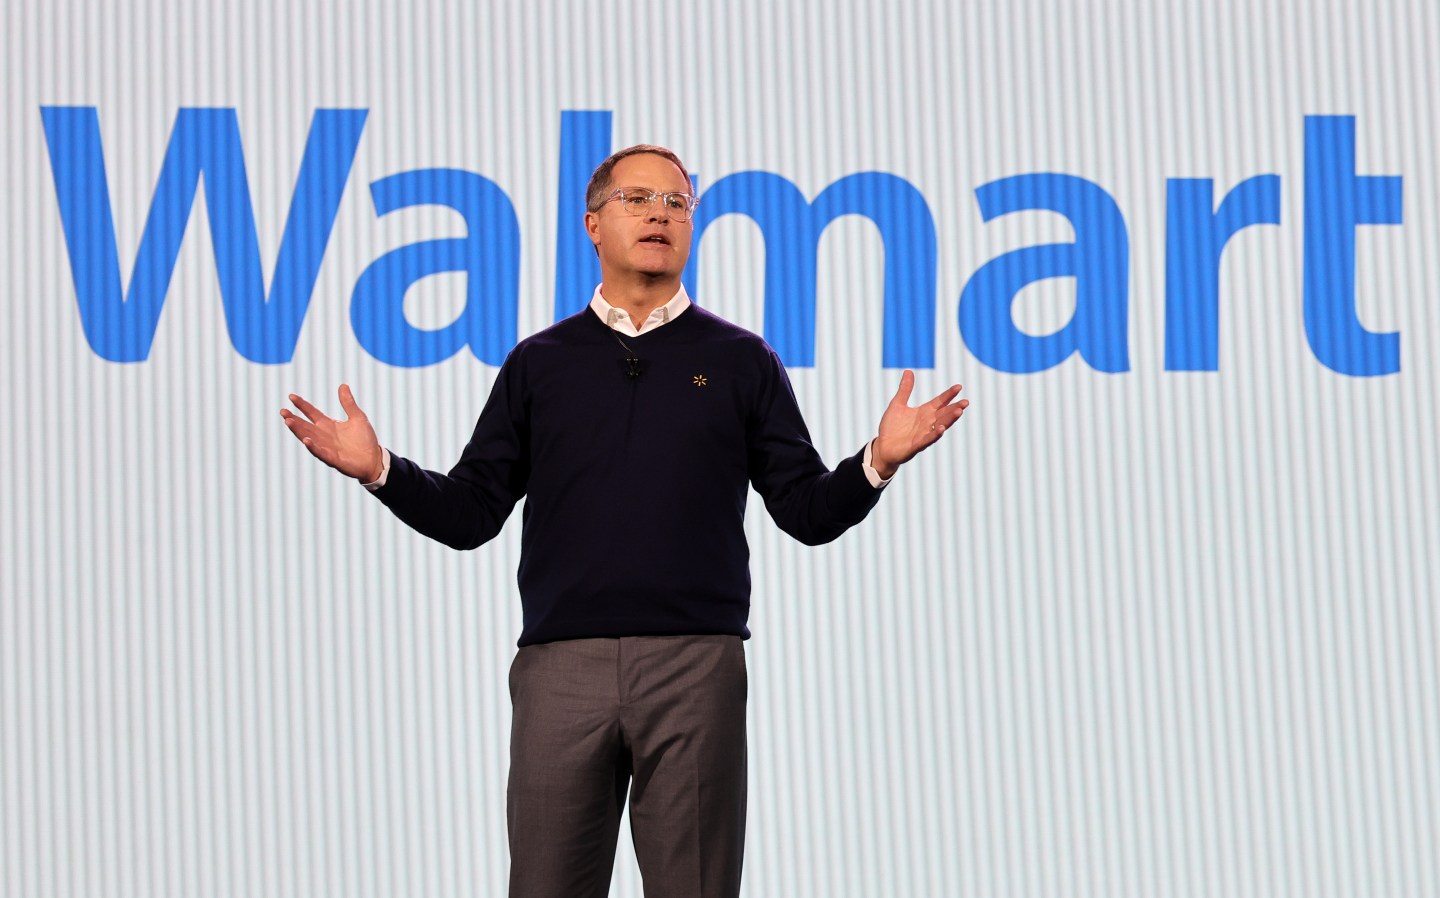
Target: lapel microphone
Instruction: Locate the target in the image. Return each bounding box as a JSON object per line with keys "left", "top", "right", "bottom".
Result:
{"left": 610, "top": 329, "right": 646, "bottom": 378}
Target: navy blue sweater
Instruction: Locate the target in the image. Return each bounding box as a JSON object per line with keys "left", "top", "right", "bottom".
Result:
{"left": 371, "top": 305, "right": 884, "bottom": 645}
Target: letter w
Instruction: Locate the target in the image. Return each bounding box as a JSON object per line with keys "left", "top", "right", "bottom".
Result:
{"left": 40, "top": 107, "right": 367, "bottom": 362}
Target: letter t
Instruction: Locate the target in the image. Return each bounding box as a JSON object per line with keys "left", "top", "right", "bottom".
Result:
{"left": 1302, "top": 115, "right": 1402, "bottom": 376}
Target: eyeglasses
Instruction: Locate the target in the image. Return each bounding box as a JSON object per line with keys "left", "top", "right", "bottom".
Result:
{"left": 601, "top": 187, "right": 699, "bottom": 222}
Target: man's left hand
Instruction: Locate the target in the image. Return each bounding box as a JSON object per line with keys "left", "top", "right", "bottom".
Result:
{"left": 871, "top": 370, "right": 969, "bottom": 480}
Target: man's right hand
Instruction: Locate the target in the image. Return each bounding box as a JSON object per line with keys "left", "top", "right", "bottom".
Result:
{"left": 280, "top": 384, "right": 385, "bottom": 482}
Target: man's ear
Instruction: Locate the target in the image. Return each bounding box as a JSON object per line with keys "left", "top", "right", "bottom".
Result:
{"left": 584, "top": 210, "right": 601, "bottom": 247}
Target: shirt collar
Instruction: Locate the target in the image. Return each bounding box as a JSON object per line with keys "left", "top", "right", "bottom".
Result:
{"left": 589, "top": 284, "right": 692, "bottom": 337}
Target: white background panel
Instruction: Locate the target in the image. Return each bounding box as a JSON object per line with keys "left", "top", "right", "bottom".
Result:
{"left": 2, "top": 1, "right": 1437, "bottom": 896}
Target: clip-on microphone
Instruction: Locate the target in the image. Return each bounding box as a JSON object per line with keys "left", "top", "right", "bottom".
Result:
{"left": 610, "top": 330, "right": 646, "bottom": 378}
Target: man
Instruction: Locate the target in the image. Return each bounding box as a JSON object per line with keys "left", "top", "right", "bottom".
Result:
{"left": 280, "top": 145, "right": 968, "bottom": 898}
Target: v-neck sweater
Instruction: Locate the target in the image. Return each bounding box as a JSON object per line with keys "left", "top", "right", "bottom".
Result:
{"left": 371, "top": 304, "right": 884, "bottom": 646}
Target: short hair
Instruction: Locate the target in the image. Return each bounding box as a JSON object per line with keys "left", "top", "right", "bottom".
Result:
{"left": 585, "top": 145, "right": 692, "bottom": 213}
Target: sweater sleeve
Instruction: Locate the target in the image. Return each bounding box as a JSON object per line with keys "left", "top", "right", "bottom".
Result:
{"left": 746, "top": 349, "right": 883, "bottom": 545}
{"left": 368, "top": 352, "right": 531, "bottom": 550}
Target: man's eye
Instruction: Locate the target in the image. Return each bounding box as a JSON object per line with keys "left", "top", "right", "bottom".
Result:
{"left": 623, "top": 192, "right": 653, "bottom": 206}
{"left": 664, "top": 195, "right": 686, "bottom": 210}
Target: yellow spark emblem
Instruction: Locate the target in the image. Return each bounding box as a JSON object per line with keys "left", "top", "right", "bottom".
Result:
{"left": 693, "top": 374, "right": 708, "bottom": 387}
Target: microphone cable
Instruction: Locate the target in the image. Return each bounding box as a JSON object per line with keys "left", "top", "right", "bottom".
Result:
{"left": 609, "top": 328, "right": 644, "bottom": 378}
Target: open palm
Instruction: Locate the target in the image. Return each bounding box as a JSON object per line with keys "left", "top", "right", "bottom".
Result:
{"left": 280, "top": 384, "right": 384, "bottom": 482}
{"left": 871, "top": 370, "right": 969, "bottom": 478}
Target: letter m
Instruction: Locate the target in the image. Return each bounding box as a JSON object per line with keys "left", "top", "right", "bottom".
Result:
{"left": 40, "top": 107, "right": 366, "bottom": 362}
{"left": 685, "top": 171, "right": 937, "bottom": 368}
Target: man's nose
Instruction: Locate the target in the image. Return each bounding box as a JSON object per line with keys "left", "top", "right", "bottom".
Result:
{"left": 646, "top": 200, "right": 670, "bottom": 223}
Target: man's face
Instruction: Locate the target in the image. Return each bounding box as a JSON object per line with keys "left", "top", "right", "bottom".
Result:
{"left": 585, "top": 153, "right": 694, "bottom": 283}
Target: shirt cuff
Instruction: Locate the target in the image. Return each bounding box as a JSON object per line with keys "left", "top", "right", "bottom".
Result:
{"left": 862, "top": 439, "right": 892, "bottom": 489}
{"left": 362, "top": 448, "right": 392, "bottom": 491}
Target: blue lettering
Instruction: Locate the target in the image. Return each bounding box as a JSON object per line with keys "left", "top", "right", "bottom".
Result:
{"left": 686, "top": 171, "right": 936, "bottom": 368}
{"left": 350, "top": 169, "right": 520, "bottom": 367}
{"left": 1164, "top": 175, "right": 1281, "bottom": 370}
{"left": 959, "top": 174, "right": 1129, "bottom": 373}
{"left": 39, "top": 109, "right": 1405, "bottom": 378}
{"left": 1303, "top": 115, "right": 1402, "bottom": 376}
{"left": 39, "top": 106, "right": 366, "bottom": 363}
{"left": 553, "top": 110, "right": 612, "bottom": 322}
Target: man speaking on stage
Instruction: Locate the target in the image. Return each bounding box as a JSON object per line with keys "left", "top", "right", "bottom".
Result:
{"left": 280, "top": 144, "right": 969, "bottom": 898}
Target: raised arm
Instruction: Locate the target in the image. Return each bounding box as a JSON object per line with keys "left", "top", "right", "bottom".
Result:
{"left": 869, "top": 369, "right": 969, "bottom": 480}
{"left": 749, "top": 365, "right": 969, "bottom": 545}
{"left": 280, "top": 379, "right": 528, "bottom": 550}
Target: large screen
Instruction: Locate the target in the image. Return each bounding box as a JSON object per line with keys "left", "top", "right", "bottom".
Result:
{"left": 4, "top": 1, "right": 1436, "bottom": 895}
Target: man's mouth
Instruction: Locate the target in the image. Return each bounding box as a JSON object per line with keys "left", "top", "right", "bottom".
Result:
{"left": 639, "top": 234, "right": 670, "bottom": 245}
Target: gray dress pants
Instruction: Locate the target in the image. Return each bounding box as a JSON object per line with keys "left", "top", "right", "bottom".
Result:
{"left": 507, "top": 635, "right": 748, "bottom": 898}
